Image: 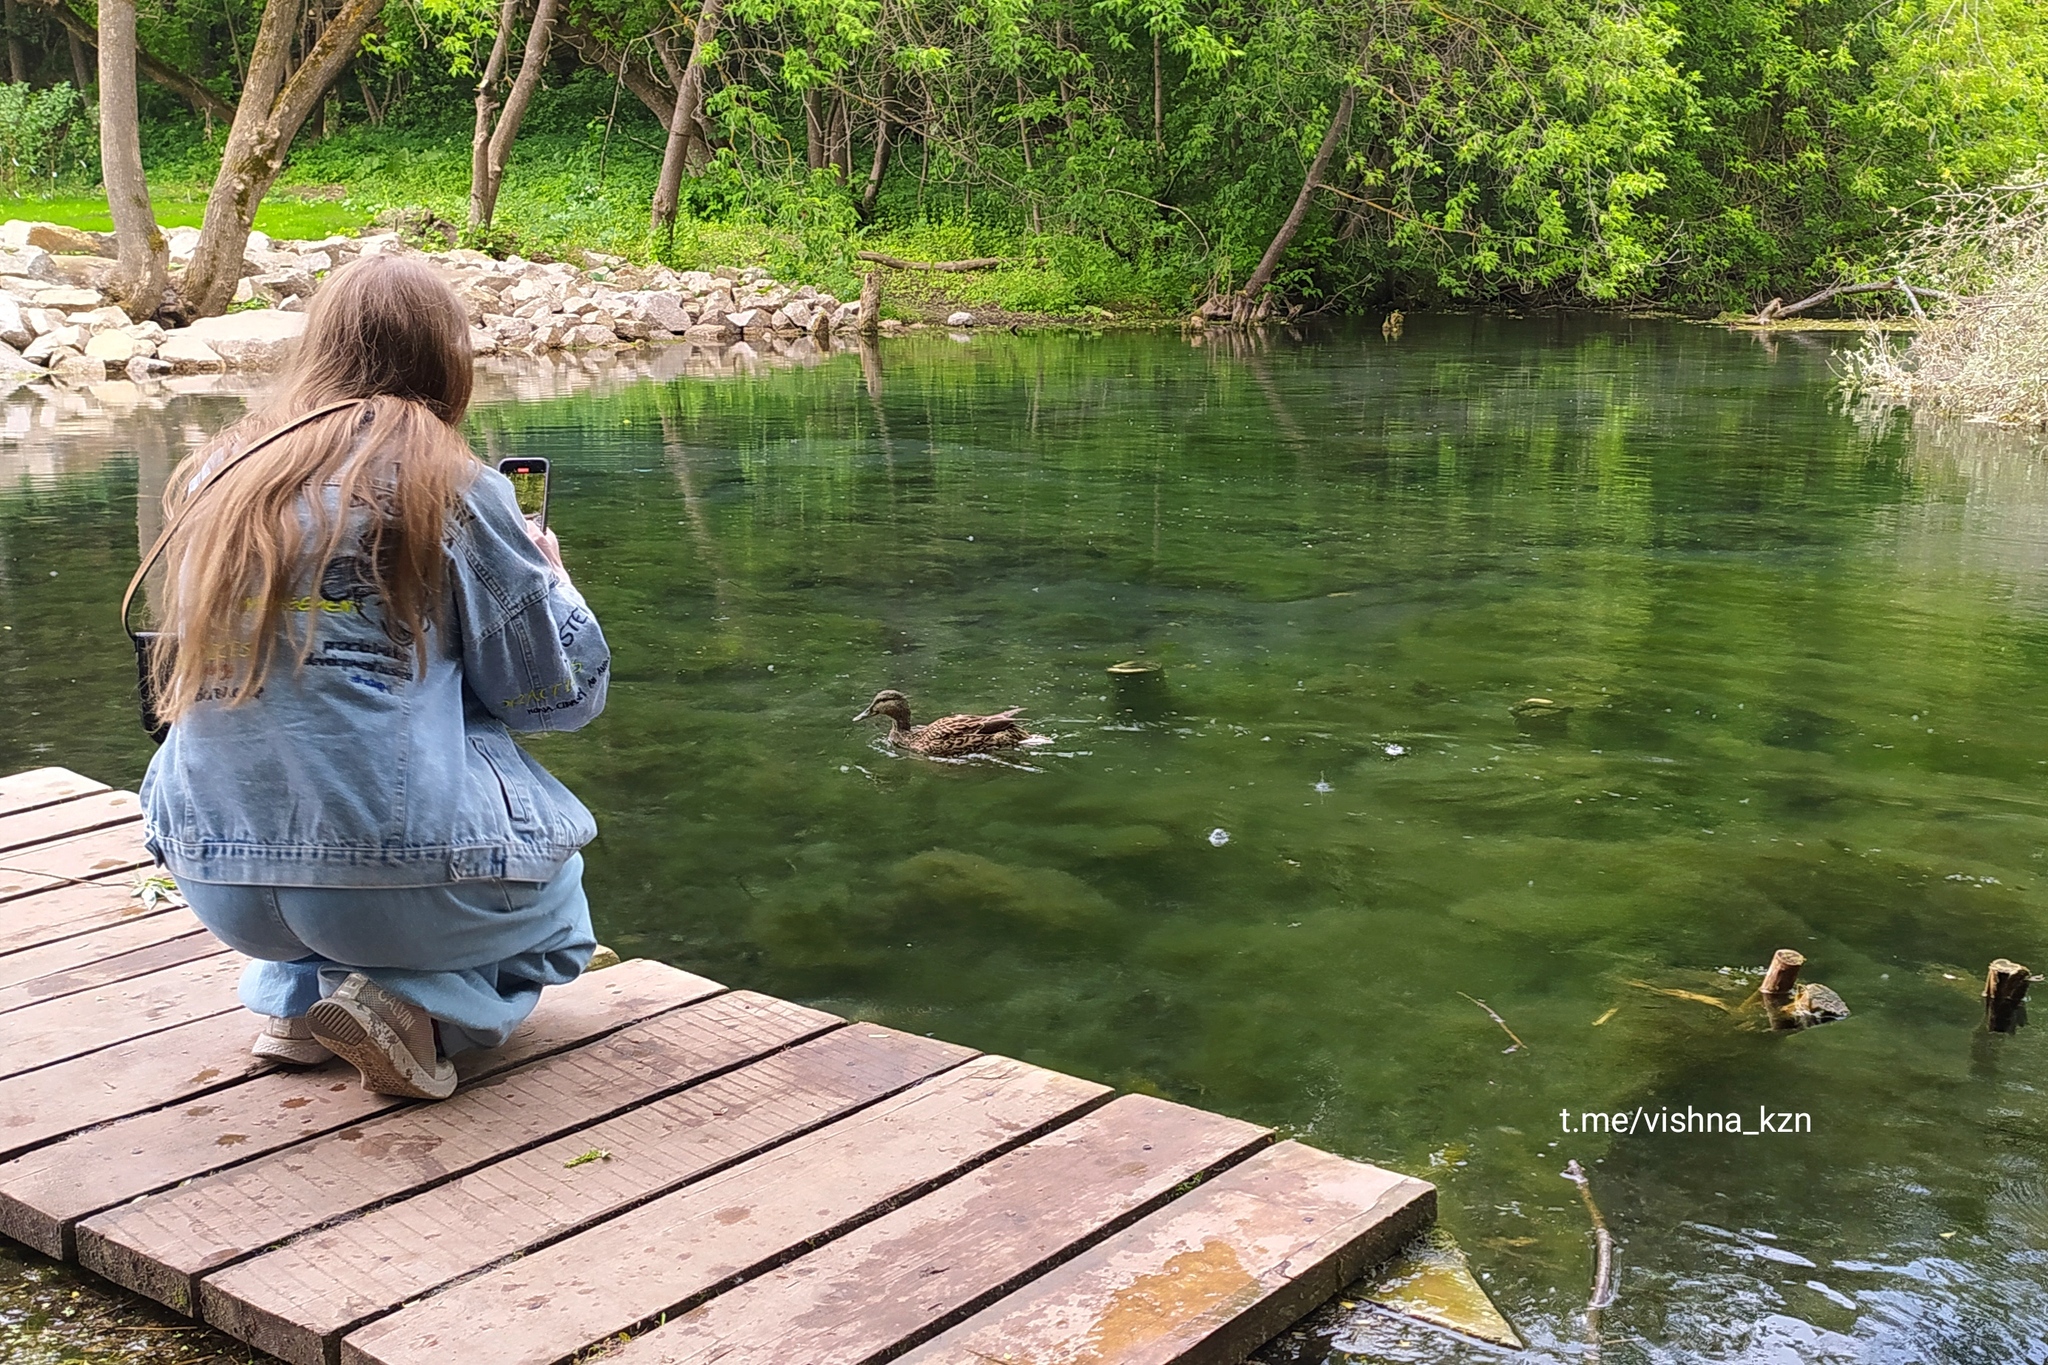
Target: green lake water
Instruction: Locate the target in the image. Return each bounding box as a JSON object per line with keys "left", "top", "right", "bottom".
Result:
{"left": 2, "top": 317, "right": 2045, "bottom": 1362}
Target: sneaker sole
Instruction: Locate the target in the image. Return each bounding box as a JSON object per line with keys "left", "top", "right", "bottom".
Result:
{"left": 251, "top": 1034, "right": 335, "bottom": 1067}
{"left": 307, "top": 996, "right": 456, "bottom": 1100}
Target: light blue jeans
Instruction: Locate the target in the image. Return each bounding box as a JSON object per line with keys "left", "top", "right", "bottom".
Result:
{"left": 179, "top": 854, "right": 596, "bottom": 1053}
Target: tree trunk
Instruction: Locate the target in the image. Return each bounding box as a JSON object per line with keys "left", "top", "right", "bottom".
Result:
{"left": 40, "top": 0, "right": 237, "bottom": 121}
{"left": 804, "top": 87, "right": 824, "bottom": 171}
{"left": 183, "top": 0, "right": 385, "bottom": 319}
{"left": 470, "top": 0, "right": 557, "bottom": 226}
{"left": 1240, "top": 83, "right": 1355, "bottom": 300}
{"left": 3, "top": 0, "right": 24, "bottom": 85}
{"left": 564, "top": 26, "right": 672, "bottom": 126}
{"left": 649, "top": 0, "right": 723, "bottom": 236}
{"left": 67, "top": 23, "right": 90, "bottom": 88}
{"left": 1152, "top": 31, "right": 1162, "bottom": 148}
{"left": 858, "top": 71, "right": 892, "bottom": 221}
{"left": 468, "top": 0, "right": 519, "bottom": 226}
{"left": 98, "top": 0, "right": 168, "bottom": 320}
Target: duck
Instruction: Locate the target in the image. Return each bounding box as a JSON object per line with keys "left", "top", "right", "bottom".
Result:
{"left": 854, "top": 689, "right": 1036, "bottom": 757}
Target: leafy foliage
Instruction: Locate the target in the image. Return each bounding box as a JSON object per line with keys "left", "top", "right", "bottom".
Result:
{"left": 0, "top": 82, "right": 98, "bottom": 195}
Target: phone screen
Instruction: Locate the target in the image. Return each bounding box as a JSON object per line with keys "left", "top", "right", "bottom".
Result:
{"left": 498, "top": 458, "right": 550, "bottom": 528}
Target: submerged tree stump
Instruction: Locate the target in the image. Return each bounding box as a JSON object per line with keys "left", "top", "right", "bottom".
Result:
{"left": 1759, "top": 949, "right": 1805, "bottom": 996}
{"left": 1985, "top": 958, "right": 2032, "bottom": 1033}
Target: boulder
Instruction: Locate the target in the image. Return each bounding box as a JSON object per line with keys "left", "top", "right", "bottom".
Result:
{"left": 297, "top": 250, "right": 334, "bottom": 274}
{"left": 23, "top": 325, "right": 83, "bottom": 362}
{"left": 946, "top": 311, "right": 974, "bottom": 327}
{"left": 165, "top": 226, "right": 201, "bottom": 260}
{"left": 125, "top": 354, "right": 172, "bottom": 381}
{"left": 0, "top": 221, "right": 110, "bottom": 256}
{"left": 156, "top": 332, "right": 224, "bottom": 373}
{"left": 685, "top": 320, "right": 737, "bottom": 342}
{"left": 84, "top": 330, "right": 148, "bottom": 363}
{"left": 49, "top": 255, "right": 117, "bottom": 288}
{"left": 612, "top": 317, "right": 654, "bottom": 341}
{"left": 252, "top": 269, "right": 316, "bottom": 304}
{"left": 0, "top": 248, "right": 57, "bottom": 282}
{"left": 0, "top": 340, "right": 38, "bottom": 373}
{"left": 567, "top": 323, "right": 619, "bottom": 348}
{"left": 51, "top": 352, "right": 106, "bottom": 384}
{"left": 181, "top": 309, "right": 307, "bottom": 368}
{"left": 32, "top": 286, "right": 99, "bottom": 310}
{"left": 635, "top": 291, "right": 690, "bottom": 333}
{"left": 246, "top": 229, "right": 273, "bottom": 254}
{"left": 74, "top": 306, "right": 132, "bottom": 332}
{"left": 0, "top": 296, "right": 26, "bottom": 350}
{"left": 21, "top": 307, "right": 56, "bottom": 337}
{"left": 468, "top": 327, "right": 500, "bottom": 356}
{"left": 0, "top": 276, "right": 47, "bottom": 299}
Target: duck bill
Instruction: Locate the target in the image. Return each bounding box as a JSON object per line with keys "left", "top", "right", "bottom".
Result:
{"left": 852, "top": 704, "right": 875, "bottom": 722}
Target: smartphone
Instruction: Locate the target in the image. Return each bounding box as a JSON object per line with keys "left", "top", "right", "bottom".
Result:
{"left": 497, "top": 457, "right": 550, "bottom": 530}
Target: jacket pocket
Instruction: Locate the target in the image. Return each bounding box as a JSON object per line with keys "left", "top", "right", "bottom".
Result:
{"left": 469, "top": 731, "right": 538, "bottom": 830}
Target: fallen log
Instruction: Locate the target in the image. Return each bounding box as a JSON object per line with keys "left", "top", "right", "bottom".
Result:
{"left": 1754, "top": 278, "right": 1958, "bottom": 323}
{"left": 855, "top": 251, "right": 1012, "bottom": 272}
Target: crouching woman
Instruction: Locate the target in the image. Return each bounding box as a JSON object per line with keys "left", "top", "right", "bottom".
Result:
{"left": 139, "top": 255, "right": 609, "bottom": 1101}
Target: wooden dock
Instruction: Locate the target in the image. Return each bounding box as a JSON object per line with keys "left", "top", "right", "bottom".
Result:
{"left": 0, "top": 766, "right": 1436, "bottom": 1365}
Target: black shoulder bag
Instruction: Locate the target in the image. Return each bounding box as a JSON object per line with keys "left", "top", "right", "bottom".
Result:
{"left": 121, "top": 399, "right": 369, "bottom": 743}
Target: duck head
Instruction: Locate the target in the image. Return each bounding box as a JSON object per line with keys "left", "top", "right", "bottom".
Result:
{"left": 855, "top": 690, "right": 913, "bottom": 727}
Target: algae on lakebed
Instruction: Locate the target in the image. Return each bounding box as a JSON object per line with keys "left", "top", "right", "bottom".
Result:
{"left": 2, "top": 318, "right": 2046, "bottom": 1362}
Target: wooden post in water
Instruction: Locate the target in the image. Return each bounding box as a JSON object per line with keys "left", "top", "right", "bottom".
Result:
{"left": 859, "top": 270, "right": 881, "bottom": 338}
{"left": 1760, "top": 949, "right": 1804, "bottom": 996}
{"left": 1985, "top": 958, "right": 2031, "bottom": 1033}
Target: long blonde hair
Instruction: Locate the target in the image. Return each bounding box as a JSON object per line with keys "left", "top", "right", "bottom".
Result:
{"left": 150, "top": 256, "right": 481, "bottom": 720}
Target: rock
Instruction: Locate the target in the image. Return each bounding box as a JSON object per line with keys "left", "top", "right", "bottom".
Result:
{"left": 725, "top": 308, "right": 761, "bottom": 330}
{"left": 156, "top": 332, "right": 224, "bottom": 373}
{"left": 125, "top": 354, "right": 172, "bottom": 381}
{"left": 181, "top": 309, "right": 307, "bottom": 368}
{"left": 685, "top": 320, "right": 737, "bottom": 342}
{"left": 252, "top": 269, "right": 315, "bottom": 304}
{"left": 567, "top": 323, "right": 620, "bottom": 348}
{"left": 21, "top": 307, "right": 56, "bottom": 337}
{"left": 635, "top": 291, "right": 690, "bottom": 333}
{"left": 612, "top": 317, "right": 654, "bottom": 341}
{"left": 946, "top": 311, "right": 974, "bottom": 327}
{"left": 1789, "top": 982, "right": 1850, "bottom": 1025}
{"left": 22, "top": 326, "right": 83, "bottom": 362}
{"left": 781, "top": 301, "right": 813, "bottom": 332}
{"left": 0, "top": 340, "right": 38, "bottom": 373}
{"left": 0, "top": 221, "right": 109, "bottom": 256}
{"left": 232, "top": 277, "right": 255, "bottom": 304}
{"left": 296, "top": 250, "right": 334, "bottom": 273}
{"left": 51, "top": 352, "right": 106, "bottom": 384}
{"left": 468, "top": 327, "right": 500, "bottom": 356}
{"left": 84, "top": 330, "right": 150, "bottom": 362}
{"left": 0, "top": 248, "right": 57, "bottom": 282}
{"left": 32, "top": 286, "right": 100, "bottom": 310}
{"left": 74, "top": 305, "right": 132, "bottom": 332}
{"left": 0, "top": 296, "right": 26, "bottom": 349}
{"left": 49, "top": 255, "right": 117, "bottom": 288}
{"left": 246, "top": 230, "right": 273, "bottom": 254}
{"left": 165, "top": 226, "right": 201, "bottom": 260}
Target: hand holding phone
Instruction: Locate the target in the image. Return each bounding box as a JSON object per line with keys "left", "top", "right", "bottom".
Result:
{"left": 497, "top": 457, "right": 550, "bottom": 530}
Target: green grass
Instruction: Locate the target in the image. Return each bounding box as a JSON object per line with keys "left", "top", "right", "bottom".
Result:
{"left": 0, "top": 193, "right": 368, "bottom": 239}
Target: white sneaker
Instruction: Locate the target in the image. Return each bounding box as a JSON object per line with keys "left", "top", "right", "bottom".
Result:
{"left": 307, "top": 974, "right": 457, "bottom": 1100}
{"left": 251, "top": 1014, "right": 336, "bottom": 1066}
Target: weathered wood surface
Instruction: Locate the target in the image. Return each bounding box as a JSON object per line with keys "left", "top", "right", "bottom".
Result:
{"left": 605, "top": 1095, "right": 1272, "bottom": 1365}
{"left": 80, "top": 989, "right": 829, "bottom": 1310}
{"left": 205, "top": 1026, "right": 975, "bottom": 1365}
{"left": 899, "top": 1142, "right": 1436, "bottom": 1365}
{"left": 0, "top": 910, "right": 215, "bottom": 1003}
{"left": 340, "top": 1057, "right": 1111, "bottom": 1365}
{"left": 0, "top": 957, "right": 720, "bottom": 1259}
{"left": 0, "top": 767, "right": 1440, "bottom": 1365}
{"left": 0, "top": 875, "right": 182, "bottom": 956}
{"left": 0, "top": 951, "right": 247, "bottom": 1080}
{"left": 0, "top": 766, "right": 108, "bottom": 815}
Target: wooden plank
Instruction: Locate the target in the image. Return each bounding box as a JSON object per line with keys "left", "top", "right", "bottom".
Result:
{"left": 0, "top": 957, "right": 714, "bottom": 1170}
{"left": 0, "top": 824, "right": 156, "bottom": 900}
{"left": 202, "top": 1026, "right": 976, "bottom": 1365}
{"left": 0, "top": 952, "right": 246, "bottom": 1081}
{"left": 0, "top": 877, "right": 179, "bottom": 957}
{"left": 0, "top": 913, "right": 219, "bottom": 1008}
{"left": 0, "top": 1009, "right": 274, "bottom": 1163}
{"left": 604, "top": 1095, "right": 1273, "bottom": 1365}
{"left": 77, "top": 987, "right": 811, "bottom": 1312}
{"left": 898, "top": 1142, "right": 1436, "bottom": 1365}
{"left": 0, "top": 790, "right": 141, "bottom": 856}
{"left": 0, "top": 767, "right": 108, "bottom": 817}
{"left": 339, "top": 1056, "right": 1111, "bottom": 1365}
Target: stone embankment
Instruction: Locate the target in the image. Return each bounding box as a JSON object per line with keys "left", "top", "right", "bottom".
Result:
{"left": 0, "top": 219, "right": 876, "bottom": 384}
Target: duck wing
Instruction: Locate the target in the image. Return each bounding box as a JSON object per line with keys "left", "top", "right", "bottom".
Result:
{"left": 913, "top": 709, "right": 1033, "bottom": 754}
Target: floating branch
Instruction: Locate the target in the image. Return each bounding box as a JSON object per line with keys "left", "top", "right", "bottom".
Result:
{"left": 1564, "top": 1158, "right": 1616, "bottom": 1358}
{"left": 1626, "top": 980, "right": 1732, "bottom": 1012}
{"left": 1753, "top": 278, "right": 1957, "bottom": 323}
{"left": 1457, "top": 992, "right": 1527, "bottom": 1052}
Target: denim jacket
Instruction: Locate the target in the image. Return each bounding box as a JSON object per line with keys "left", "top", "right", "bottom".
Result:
{"left": 141, "top": 465, "right": 610, "bottom": 887}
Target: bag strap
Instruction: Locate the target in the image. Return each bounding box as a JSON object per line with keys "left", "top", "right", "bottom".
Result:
{"left": 121, "top": 398, "right": 369, "bottom": 643}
